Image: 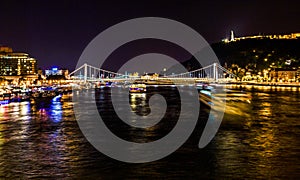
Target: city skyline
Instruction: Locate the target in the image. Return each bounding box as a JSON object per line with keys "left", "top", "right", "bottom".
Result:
{"left": 1, "top": 0, "right": 300, "bottom": 70}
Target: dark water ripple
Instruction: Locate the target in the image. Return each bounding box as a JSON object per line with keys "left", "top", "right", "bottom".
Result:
{"left": 0, "top": 85, "right": 299, "bottom": 179}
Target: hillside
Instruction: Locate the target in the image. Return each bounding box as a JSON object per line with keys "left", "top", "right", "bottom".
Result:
{"left": 171, "top": 38, "right": 300, "bottom": 78}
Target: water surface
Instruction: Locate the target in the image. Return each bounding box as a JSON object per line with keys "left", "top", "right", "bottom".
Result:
{"left": 0, "top": 85, "right": 299, "bottom": 179}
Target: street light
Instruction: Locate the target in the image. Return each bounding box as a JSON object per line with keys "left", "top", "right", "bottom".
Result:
{"left": 163, "top": 68, "right": 167, "bottom": 77}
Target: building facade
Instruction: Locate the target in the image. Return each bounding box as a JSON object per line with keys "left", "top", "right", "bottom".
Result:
{"left": 45, "top": 67, "right": 69, "bottom": 77}
{"left": 0, "top": 47, "right": 37, "bottom": 76}
{"left": 270, "top": 68, "right": 297, "bottom": 82}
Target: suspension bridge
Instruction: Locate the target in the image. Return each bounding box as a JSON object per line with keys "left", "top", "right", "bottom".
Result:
{"left": 68, "top": 63, "right": 235, "bottom": 84}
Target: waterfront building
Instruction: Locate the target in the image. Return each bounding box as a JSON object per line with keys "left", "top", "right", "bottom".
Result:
{"left": 45, "top": 67, "right": 69, "bottom": 78}
{"left": 0, "top": 46, "right": 37, "bottom": 76}
{"left": 141, "top": 73, "right": 161, "bottom": 80}
{"left": 0, "top": 45, "right": 38, "bottom": 85}
{"left": 270, "top": 68, "right": 297, "bottom": 82}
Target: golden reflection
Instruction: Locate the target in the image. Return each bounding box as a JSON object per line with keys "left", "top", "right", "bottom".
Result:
{"left": 0, "top": 122, "right": 5, "bottom": 147}
{"left": 217, "top": 89, "right": 252, "bottom": 117}
{"left": 130, "top": 93, "right": 146, "bottom": 99}
{"left": 0, "top": 105, "right": 6, "bottom": 115}
{"left": 246, "top": 92, "right": 280, "bottom": 176}
{"left": 230, "top": 84, "right": 300, "bottom": 92}
{"left": 252, "top": 126, "right": 280, "bottom": 175}
{"left": 258, "top": 103, "right": 272, "bottom": 116}
{"left": 20, "top": 101, "right": 30, "bottom": 115}
{"left": 129, "top": 93, "right": 147, "bottom": 114}
{"left": 12, "top": 103, "right": 19, "bottom": 113}
{"left": 292, "top": 87, "right": 297, "bottom": 91}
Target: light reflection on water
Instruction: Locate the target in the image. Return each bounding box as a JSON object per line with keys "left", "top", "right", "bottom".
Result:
{"left": 0, "top": 95, "right": 81, "bottom": 178}
{"left": 0, "top": 86, "right": 299, "bottom": 179}
{"left": 215, "top": 85, "right": 300, "bottom": 179}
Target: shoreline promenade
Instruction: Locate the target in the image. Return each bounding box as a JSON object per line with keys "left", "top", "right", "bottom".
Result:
{"left": 227, "top": 81, "right": 300, "bottom": 87}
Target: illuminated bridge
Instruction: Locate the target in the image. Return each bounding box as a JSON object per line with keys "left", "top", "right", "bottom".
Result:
{"left": 68, "top": 63, "right": 235, "bottom": 84}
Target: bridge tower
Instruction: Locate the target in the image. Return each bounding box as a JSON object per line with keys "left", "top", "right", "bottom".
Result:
{"left": 84, "top": 63, "right": 88, "bottom": 83}
{"left": 213, "top": 63, "right": 218, "bottom": 82}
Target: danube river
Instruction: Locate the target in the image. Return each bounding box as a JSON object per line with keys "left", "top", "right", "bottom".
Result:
{"left": 0, "top": 85, "right": 299, "bottom": 179}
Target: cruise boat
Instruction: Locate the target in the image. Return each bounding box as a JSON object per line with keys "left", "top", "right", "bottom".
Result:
{"left": 30, "top": 86, "right": 58, "bottom": 99}
{"left": 10, "top": 86, "right": 31, "bottom": 102}
{"left": 195, "top": 81, "right": 214, "bottom": 91}
{"left": 10, "top": 92, "right": 30, "bottom": 102}
{"left": 129, "top": 83, "right": 147, "bottom": 93}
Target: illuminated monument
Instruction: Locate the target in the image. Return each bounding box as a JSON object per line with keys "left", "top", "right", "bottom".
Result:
{"left": 230, "top": 30, "right": 235, "bottom": 41}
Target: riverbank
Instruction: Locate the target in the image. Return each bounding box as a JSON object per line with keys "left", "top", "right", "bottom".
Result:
{"left": 227, "top": 81, "right": 300, "bottom": 87}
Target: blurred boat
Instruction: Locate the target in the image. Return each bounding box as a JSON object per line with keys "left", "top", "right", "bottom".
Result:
{"left": 129, "top": 83, "right": 147, "bottom": 93}
{"left": 30, "top": 86, "right": 58, "bottom": 99}
{"left": 195, "top": 81, "right": 214, "bottom": 91}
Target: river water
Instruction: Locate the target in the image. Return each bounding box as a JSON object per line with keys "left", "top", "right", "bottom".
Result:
{"left": 0, "top": 85, "right": 299, "bottom": 179}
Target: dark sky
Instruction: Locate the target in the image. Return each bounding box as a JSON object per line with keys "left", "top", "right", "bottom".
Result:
{"left": 1, "top": 0, "right": 300, "bottom": 70}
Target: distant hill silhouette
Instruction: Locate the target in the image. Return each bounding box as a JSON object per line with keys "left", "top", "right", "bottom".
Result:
{"left": 172, "top": 38, "right": 300, "bottom": 74}
{"left": 212, "top": 38, "right": 300, "bottom": 67}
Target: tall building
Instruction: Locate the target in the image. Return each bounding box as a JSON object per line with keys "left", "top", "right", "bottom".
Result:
{"left": 0, "top": 46, "right": 37, "bottom": 76}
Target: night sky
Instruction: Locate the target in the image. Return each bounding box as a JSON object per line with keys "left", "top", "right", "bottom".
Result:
{"left": 1, "top": 0, "right": 300, "bottom": 71}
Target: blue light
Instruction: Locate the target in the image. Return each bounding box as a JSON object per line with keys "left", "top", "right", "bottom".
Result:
{"left": 0, "top": 100, "right": 9, "bottom": 105}
{"left": 52, "top": 94, "right": 62, "bottom": 102}
{"left": 50, "top": 101, "right": 62, "bottom": 123}
{"left": 52, "top": 67, "right": 58, "bottom": 71}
